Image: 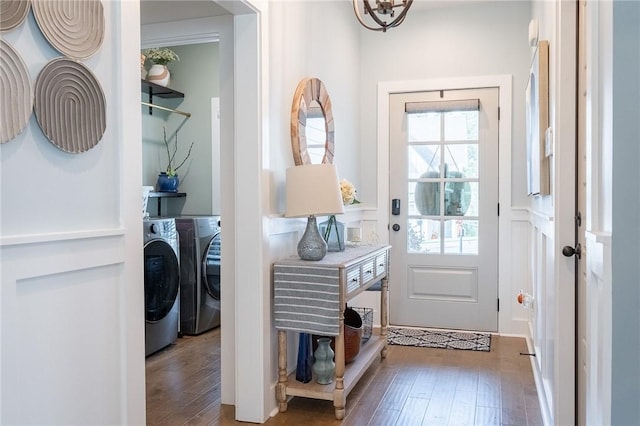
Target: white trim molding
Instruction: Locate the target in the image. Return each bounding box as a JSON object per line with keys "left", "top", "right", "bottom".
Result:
{"left": 141, "top": 17, "right": 223, "bottom": 48}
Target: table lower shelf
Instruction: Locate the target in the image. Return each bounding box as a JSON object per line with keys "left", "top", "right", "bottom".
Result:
{"left": 284, "top": 334, "right": 386, "bottom": 401}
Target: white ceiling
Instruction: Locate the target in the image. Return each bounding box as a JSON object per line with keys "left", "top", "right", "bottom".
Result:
{"left": 140, "top": 0, "right": 230, "bottom": 25}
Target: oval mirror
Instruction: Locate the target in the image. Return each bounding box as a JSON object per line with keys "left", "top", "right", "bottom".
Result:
{"left": 290, "top": 77, "right": 335, "bottom": 165}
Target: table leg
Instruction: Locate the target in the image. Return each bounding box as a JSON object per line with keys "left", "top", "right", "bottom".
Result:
{"left": 276, "top": 330, "right": 288, "bottom": 412}
{"left": 333, "top": 303, "right": 346, "bottom": 419}
{"left": 381, "top": 275, "right": 389, "bottom": 359}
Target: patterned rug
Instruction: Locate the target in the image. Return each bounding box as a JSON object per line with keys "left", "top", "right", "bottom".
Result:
{"left": 387, "top": 326, "right": 491, "bottom": 352}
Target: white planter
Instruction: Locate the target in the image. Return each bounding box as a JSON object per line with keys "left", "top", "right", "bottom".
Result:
{"left": 146, "top": 64, "right": 170, "bottom": 87}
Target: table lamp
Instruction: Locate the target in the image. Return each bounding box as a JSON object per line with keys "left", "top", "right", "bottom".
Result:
{"left": 285, "top": 164, "right": 345, "bottom": 260}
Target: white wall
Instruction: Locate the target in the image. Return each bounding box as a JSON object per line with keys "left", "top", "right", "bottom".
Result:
{"left": 0, "top": 2, "right": 145, "bottom": 424}
{"left": 265, "top": 0, "right": 364, "bottom": 412}
{"left": 268, "top": 1, "right": 362, "bottom": 214}
{"left": 358, "top": 1, "right": 531, "bottom": 208}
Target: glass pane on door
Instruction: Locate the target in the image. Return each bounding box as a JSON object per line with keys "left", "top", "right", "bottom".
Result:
{"left": 407, "top": 218, "right": 441, "bottom": 254}
{"left": 444, "top": 111, "right": 478, "bottom": 141}
{"left": 408, "top": 145, "right": 440, "bottom": 179}
{"left": 408, "top": 113, "right": 440, "bottom": 142}
{"left": 443, "top": 144, "right": 478, "bottom": 178}
{"left": 406, "top": 108, "right": 479, "bottom": 255}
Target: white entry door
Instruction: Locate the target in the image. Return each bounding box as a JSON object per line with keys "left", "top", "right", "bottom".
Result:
{"left": 389, "top": 88, "right": 499, "bottom": 332}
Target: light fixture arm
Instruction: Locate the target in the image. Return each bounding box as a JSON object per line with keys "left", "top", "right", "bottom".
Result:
{"left": 353, "top": 0, "right": 413, "bottom": 32}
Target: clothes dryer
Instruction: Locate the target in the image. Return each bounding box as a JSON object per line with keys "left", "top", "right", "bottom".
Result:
{"left": 175, "top": 216, "right": 221, "bottom": 335}
{"left": 143, "top": 218, "right": 180, "bottom": 356}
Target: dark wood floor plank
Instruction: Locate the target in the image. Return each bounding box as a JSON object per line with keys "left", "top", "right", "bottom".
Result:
{"left": 422, "top": 387, "right": 455, "bottom": 425}
{"left": 408, "top": 369, "right": 438, "bottom": 399}
{"left": 379, "top": 381, "right": 413, "bottom": 411}
{"left": 395, "top": 396, "right": 429, "bottom": 425}
{"left": 145, "top": 331, "right": 541, "bottom": 426}
{"left": 501, "top": 406, "right": 529, "bottom": 426}
{"left": 368, "top": 406, "right": 401, "bottom": 426}
{"left": 475, "top": 405, "right": 501, "bottom": 425}
{"left": 448, "top": 401, "right": 476, "bottom": 425}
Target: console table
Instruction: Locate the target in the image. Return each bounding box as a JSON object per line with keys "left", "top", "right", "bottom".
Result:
{"left": 274, "top": 244, "right": 391, "bottom": 420}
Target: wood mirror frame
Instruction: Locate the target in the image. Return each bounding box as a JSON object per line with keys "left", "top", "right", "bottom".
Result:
{"left": 290, "top": 77, "right": 335, "bottom": 165}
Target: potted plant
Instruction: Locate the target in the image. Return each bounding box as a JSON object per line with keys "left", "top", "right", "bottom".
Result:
{"left": 144, "top": 47, "right": 179, "bottom": 87}
{"left": 157, "top": 127, "right": 194, "bottom": 193}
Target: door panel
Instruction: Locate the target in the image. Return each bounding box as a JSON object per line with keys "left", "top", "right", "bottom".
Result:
{"left": 389, "top": 88, "right": 499, "bottom": 332}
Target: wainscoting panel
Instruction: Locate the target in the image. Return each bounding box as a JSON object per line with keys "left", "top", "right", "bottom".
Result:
{"left": 2, "top": 263, "right": 124, "bottom": 424}
{"left": 524, "top": 209, "right": 555, "bottom": 423}
{"left": 509, "top": 218, "right": 532, "bottom": 326}
{"left": 0, "top": 231, "right": 130, "bottom": 425}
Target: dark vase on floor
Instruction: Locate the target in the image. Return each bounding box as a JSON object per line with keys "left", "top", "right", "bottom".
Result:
{"left": 295, "top": 333, "right": 313, "bottom": 383}
{"left": 157, "top": 172, "right": 179, "bottom": 192}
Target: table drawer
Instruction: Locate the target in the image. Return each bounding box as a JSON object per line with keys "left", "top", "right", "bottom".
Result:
{"left": 346, "top": 266, "right": 361, "bottom": 294}
{"left": 375, "top": 253, "right": 387, "bottom": 278}
{"left": 361, "top": 257, "right": 376, "bottom": 286}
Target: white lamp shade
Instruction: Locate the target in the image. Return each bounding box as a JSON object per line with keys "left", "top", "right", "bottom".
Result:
{"left": 285, "top": 164, "right": 345, "bottom": 218}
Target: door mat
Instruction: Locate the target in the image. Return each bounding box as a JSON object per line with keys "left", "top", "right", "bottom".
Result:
{"left": 387, "top": 326, "right": 491, "bottom": 352}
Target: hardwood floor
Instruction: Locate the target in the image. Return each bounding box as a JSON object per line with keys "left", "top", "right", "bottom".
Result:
{"left": 146, "top": 328, "right": 543, "bottom": 425}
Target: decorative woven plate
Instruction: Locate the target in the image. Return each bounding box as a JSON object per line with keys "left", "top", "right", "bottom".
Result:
{"left": 34, "top": 58, "right": 106, "bottom": 153}
{"left": 0, "top": 39, "right": 33, "bottom": 144}
{"left": 32, "top": 0, "right": 104, "bottom": 59}
{"left": 0, "top": 0, "right": 31, "bottom": 32}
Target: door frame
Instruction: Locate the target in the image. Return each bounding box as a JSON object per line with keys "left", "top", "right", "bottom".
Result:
{"left": 376, "top": 75, "right": 517, "bottom": 334}
{"left": 139, "top": 1, "right": 270, "bottom": 422}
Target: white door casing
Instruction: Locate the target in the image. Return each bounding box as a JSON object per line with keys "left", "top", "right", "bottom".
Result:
{"left": 388, "top": 88, "right": 499, "bottom": 332}
{"left": 577, "top": 2, "right": 588, "bottom": 424}
{"left": 142, "top": 1, "right": 269, "bottom": 421}
{"left": 551, "top": 1, "right": 579, "bottom": 423}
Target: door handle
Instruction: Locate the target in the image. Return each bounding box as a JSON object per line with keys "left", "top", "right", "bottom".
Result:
{"left": 392, "top": 224, "right": 400, "bottom": 232}
{"left": 562, "top": 243, "right": 582, "bottom": 259}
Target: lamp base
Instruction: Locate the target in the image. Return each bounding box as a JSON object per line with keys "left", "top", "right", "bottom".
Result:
{"left": 297, "top": 216, "right": 327, "bottom": 261}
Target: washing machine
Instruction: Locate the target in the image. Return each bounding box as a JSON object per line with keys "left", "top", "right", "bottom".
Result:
{"left": 175, "top": 216, "right": 221, "bottom": 335}
{"left": 143, "top": 218, "right": 180, "bottom": 356}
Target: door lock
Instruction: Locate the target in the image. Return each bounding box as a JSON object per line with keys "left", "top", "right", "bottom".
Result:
{"left": 392, "top": 224, "right": 400, "bottom": 232}
{"left": 391, "top": 199, "right": 401, "bottom": 215}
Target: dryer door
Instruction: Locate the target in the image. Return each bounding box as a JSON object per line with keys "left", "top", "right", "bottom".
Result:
{"left": 202, "top": 232, "right": 221, "bottom": 300}
{"left": 144, "top": 239, "right": 180, "bottom": 322}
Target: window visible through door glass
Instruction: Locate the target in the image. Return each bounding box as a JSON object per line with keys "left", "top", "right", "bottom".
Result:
{"left": 406, "top": 109, "right": 480, "bottom": 255}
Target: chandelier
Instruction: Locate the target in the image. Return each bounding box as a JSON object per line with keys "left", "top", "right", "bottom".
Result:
{"left": 352, "top": 0, "right": 414, "bottom": 32}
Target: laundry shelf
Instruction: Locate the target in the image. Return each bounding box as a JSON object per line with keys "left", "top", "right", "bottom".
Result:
{"left": 148, "top": 191, "right": 186, "bottom": 217}
{"left": 141, "top": 80, "right": 184, "bottom": 98}
{"left": 141, "top": 80, "right": 190, "bottom": 117}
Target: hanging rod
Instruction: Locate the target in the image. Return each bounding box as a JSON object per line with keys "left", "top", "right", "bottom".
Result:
{"left": 141, "top": 101, "right": 191, "bottom": 118}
